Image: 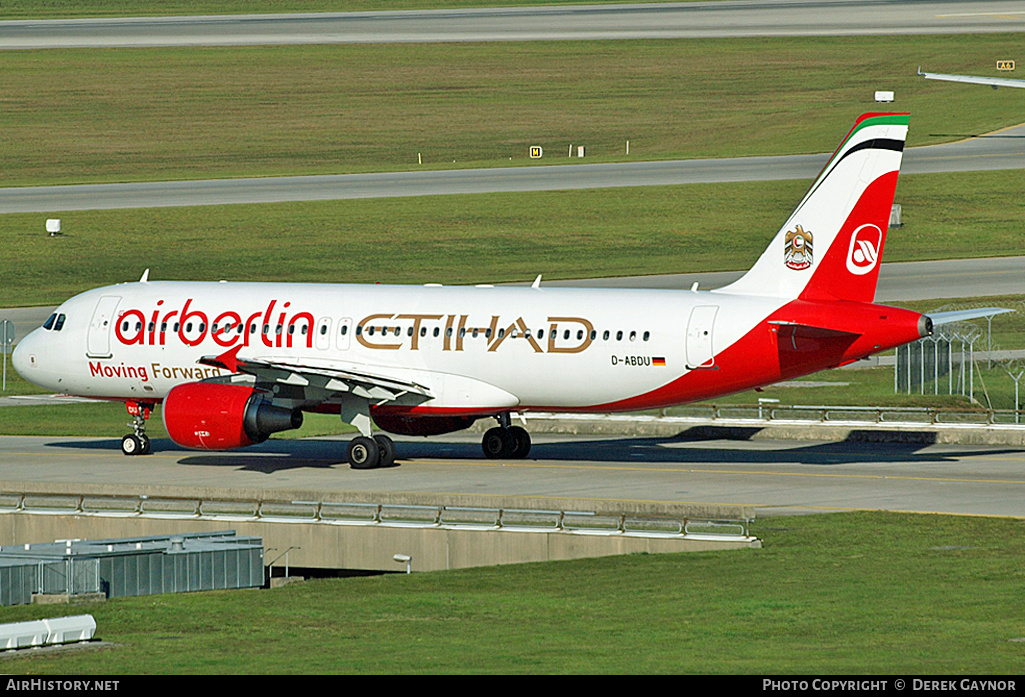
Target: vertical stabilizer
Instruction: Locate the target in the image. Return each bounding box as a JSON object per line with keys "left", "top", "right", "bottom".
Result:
{"left": 718, "top": 113, "right": 908, "bottom": 302}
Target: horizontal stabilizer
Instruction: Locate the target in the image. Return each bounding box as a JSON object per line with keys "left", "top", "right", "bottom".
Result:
{"left": 927, "top": 307, "right": 1013, "bottom": 326}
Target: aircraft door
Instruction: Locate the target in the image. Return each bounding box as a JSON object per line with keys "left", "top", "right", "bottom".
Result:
{"left": 315, "top": 317, "right": 332, "bottom": 351}
{"left": 336, "top": 318, "right": 352, "bottom": 351}
{"left": 686, "top": 305, "right": 718, "bottom": 369}
{"left": 86, "top": 295, "right": 121, "bottom": 358}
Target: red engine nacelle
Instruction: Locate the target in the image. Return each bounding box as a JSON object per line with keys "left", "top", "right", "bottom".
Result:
{"left": 162, "top": 382, "right": 303, "bottom": 450}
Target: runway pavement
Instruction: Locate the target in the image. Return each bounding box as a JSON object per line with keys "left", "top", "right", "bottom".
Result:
{"left": 1, "top": 432, "right": 1023, "bottom": 518}
{"left": 3, "top": 1, "right": 1024, "bottom": 49}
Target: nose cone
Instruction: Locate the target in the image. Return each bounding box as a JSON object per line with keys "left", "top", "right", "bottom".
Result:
{"left": 11, "top": 328, "right": 45, "bottom": 385}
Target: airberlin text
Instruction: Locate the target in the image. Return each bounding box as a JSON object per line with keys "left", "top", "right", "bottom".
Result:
{"left": 115, "top": 299, "right": 315, "bottom": 350}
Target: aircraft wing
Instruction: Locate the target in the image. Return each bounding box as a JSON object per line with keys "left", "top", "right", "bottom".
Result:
{"left": 926, "top": 307, "right": 1013, "bottom": 327}
{"left": 198, "top": 345, "right": 433, "bottom": 407}
{"left": 918, "top": 67, "right": 1025, "bottom": 89}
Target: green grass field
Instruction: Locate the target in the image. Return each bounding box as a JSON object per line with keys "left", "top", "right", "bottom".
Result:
{"left": 2, "top": 35, "right": 1023, "bottom": 187}
{"left": 3, "top": 169, "right": 1024, "bottom": 307}
{"left": 0, "top": 511, "right": 1022, "bottom": 674}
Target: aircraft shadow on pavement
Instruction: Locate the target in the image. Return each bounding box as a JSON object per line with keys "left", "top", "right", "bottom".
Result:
{"left": 47, "top": 425, "right": 1025, "bottom": 472}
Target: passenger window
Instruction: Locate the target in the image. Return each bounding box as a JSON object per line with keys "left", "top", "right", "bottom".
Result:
{"left": 629, "top": 331, "right": 636, "bottom": 342}
{"left": 603, "top": 330, "right": 610, "bottom": 341}
{"left": 616, "top": 330, "right": 623, "bottom": 341}
{"left": 643, "top": 331, "right": 650, "bottom": 342}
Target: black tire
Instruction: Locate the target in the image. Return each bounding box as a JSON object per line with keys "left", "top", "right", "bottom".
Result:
{"left": 347, "top": 436, "right": 381, "bottom": 470}
{"left": 374, "top": 434, "right": 397, "bottom": 468}
{"left": 139, "top": 434, "right": 151, "bottom": 455}
{"left": 121, "top": 434, "right": 141, "bottom": 456}
{"left": 482, "top": 427, "right": 510, "bottom": 459}
{"left": 508, "top": 426, "right": 531, "bottom": 459}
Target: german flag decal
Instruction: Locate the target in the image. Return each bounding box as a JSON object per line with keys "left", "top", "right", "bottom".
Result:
{"left": 653, "top": 357, "right": 666, "bottom": 366}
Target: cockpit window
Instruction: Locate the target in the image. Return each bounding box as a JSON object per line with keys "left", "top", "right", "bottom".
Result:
{"left": 43, "top": 313, "right": 57, "bottom": 330}
{"left": 53, "top": 314, "right": 66, "bottom": 331}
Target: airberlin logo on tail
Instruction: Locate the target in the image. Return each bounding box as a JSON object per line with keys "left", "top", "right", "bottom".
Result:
{"left": 846, "top": 224, "right": 882, "bottom": 275}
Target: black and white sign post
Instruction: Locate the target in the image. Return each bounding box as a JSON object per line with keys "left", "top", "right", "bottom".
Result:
{"left": 0, "top": 320, "right": 14, "bottom": 392}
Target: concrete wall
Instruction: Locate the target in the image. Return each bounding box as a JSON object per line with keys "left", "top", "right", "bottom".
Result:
{"left": 0, "top": 481, "right": 757, "bottom": 573}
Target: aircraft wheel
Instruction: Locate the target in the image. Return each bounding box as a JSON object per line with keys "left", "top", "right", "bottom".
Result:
{"left": 374, "top": 434, "right": 397, "bottom": 468}
{"left": 508, "top": 426, "right": 531, "bottom": 459}
{"left": 482, "top": 427, "right": 510, "bottom": 459}
{"left": 347, "top": 436, "right": 381, "bottom": 470}
{"left": 121, "top": 434, "right": 142, "bottom": 456}
{"left": 138, "top": 434, "right": 152, "bottom": 455}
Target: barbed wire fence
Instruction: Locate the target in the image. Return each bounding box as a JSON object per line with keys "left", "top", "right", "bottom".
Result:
{"left": 895, "top": 300, "right": 1025, "bottom": 412}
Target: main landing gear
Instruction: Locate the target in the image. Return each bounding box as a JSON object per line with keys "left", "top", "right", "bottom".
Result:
{"left": 346, "top": 434, "right": 397, "bottom": 470}
{"left": 481, "top": 414, "right": 531, "bottom": 460}
{"left": 121, "top": 401, "right": 153, "bottom": 456}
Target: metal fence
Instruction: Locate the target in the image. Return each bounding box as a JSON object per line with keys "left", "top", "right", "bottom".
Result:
{"left": 0, "top": 492, "right": 750, "bottom": 542}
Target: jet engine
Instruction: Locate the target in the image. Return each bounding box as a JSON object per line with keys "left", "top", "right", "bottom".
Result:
{"left": 162, "top": 382, "right": 303, "bottom": 450}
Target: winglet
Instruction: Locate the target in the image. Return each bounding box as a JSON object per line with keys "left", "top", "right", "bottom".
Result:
{"left": 139, "top": 269, "right": 150, "bottom": 283}
{"left": 203, "top": 345, "right": 243, "bottom": 373}
{"left": 532, "top": 274, "right": 542, "bottom": 289}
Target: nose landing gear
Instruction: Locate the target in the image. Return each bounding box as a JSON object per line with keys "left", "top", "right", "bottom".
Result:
{"left": 121, "top": 401, "right": 153, "bottom": 456}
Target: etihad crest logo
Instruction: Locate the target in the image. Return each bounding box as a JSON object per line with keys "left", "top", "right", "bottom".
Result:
{"left": 783, "top": 225, "right": 814, "bottom": 271}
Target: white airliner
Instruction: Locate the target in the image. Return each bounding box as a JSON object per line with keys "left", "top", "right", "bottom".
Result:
{"left": 14, "top": 113, "right": 971, "bottom": 468}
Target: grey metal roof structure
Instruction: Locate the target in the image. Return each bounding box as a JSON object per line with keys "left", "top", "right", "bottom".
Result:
{"left": 0, "top": 530, "right": 263, "bottom": 606}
